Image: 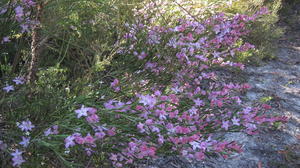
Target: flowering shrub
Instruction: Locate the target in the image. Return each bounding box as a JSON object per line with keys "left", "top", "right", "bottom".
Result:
{"left": 34, "top": 8, "right": 288, "bottom": 167}
{"left": 131, "top": 0, "right": 283, "bottom": 63}
{"left": 0, "top": 1, "right": 286, "bottom": 168}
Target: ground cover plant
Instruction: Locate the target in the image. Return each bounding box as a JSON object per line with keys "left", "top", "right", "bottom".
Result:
{"left": 0, "top": 0, "right": 287, "bottom": 167}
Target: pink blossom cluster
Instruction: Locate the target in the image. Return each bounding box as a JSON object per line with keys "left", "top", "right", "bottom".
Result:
{"left": 0, "top": 3, "right": 286, "bottom": 167}
{"left": 64, "top": 106, "right": 117, "bottom": 156}
{"left": 110, "top": 79, "right": 120, "bottom": 92}
{"left": 63, "top": 8, "right": 287, "bottom": 166}
{"left": 98, "top": 8, "right": 287, "bottom": 167}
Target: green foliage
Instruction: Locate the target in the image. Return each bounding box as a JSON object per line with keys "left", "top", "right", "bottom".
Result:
{"left": 219, "top": 0, "right": 284, "bottom": 63}
{"left": 0, "top": 0, "right": 31, "bottom": 77}
{"left": 260, "top": 96, "right": 273, "bottom": 103}
{"left": 0, "top": 0, "right": 289, "bottom": 167}
{"left": 39, "top": 0, "right": 139, "bottom": 78}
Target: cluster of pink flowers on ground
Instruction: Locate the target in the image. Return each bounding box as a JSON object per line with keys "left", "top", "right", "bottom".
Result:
{"left": 65, "top": 106, "right": 117, "bottom": 156}
{"left": 60, "top": 8, "right": 288, "bottom": 167}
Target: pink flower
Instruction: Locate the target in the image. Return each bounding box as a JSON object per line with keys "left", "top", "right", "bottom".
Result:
{"left": 86, "top": 107, "right": 97, "bottom": 115}
{"left": 175, "top": 126, "right": 191, "bottom": 134}
{"left": 214, "top": 142, "right": 228, "bottom": 152}
{"left": 262, "top": 104, "right": 272, "bottom": 110}
{"left": 135, "top": 105, "right": 144, "bottom": 111}
{"left": 169, "top": 110, "right": 178, "bottom": 118}
{"left": 242, "top": 83, "right": 251, "bottom": 89}
{"left": 110, "top": 79, "right": 119, "bottom": 87}
{"left": 146, "top": 146, "right": 156, "bottom": 157}
{"left": 139, "top": 145, "right": 156, "bottom": 158}
{"left": 199, "top": 142, "right": 209, "bottom": 151}
{"left": 194, "top": 152, "right": 205, "bottom": 160}
{"left": 125, "top": 159, "right": 133, "bottom": 164}
{"left": 160, "top": 95, "right": 168, "bottom": 101}
{"left": 107, "top": 127, "right": 116, "bottom": 136}
{"left": 228, "top": 142, "right": 243, "bottom": 153}
{"left": 86, "top": 114, "right": 99, "bottom": 123}
{"left": 84, "top": 134, "right": 95, "bottom": 144}
{"left": 145, "top": 119, "right": 153, "bottom": 125}
{"left": 74, "top": 136, "right": 85, "bottom": 145}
